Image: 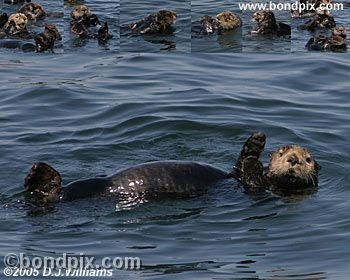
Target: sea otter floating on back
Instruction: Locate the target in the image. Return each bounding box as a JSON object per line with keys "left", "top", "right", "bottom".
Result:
{"left": 200, "top": 11, "right": 242, "bottom": 35}
{"left": 23, "top": 132, "right": 320, "bottom": 206}
{"left": 129, "top": 10, "right": 177, "bottom": 34}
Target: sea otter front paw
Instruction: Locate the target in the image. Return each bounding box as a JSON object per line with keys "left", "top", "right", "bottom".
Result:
{"left": 240, "top": 131, "right": 266, "bottom": 159}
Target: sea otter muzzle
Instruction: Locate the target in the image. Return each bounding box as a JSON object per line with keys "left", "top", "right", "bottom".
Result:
{"left": 287, "top": 155, "right": 299, "bottom": 166}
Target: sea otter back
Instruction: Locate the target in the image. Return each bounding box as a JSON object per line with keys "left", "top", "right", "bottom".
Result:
{"left": 62, "top": 178, "right": 111, "bottom": 201}
{"left": 108, "top": 161, "right": 229, "bottom": 197}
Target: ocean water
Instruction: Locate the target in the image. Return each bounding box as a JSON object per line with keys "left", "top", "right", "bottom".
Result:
{"left": 0, "top": 52, "right": 350, "bottom": 279}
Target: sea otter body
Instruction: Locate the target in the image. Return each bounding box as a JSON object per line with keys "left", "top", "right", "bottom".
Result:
{"left": 251, "top": 10, "right": 291, "bottom": 36}
{"left": 129, "top": 10, "right": 177, "bottom": 34}
{"left": 24, "top": 161, "right": 229, "bottom": 204}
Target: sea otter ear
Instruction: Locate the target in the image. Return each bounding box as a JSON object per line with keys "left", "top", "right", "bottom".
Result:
{"left": 24, "top": 162, "right": 62, "bottom": 193}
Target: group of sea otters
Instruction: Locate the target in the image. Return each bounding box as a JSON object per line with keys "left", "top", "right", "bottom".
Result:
{"left": 0, "top": 0, "right": 347, "bottom": 52}
{"left": 293, "top": 0, "right": 347, "bottom": 51}
{"left": 0, "top": 0, "right": 112, "bottom": 52}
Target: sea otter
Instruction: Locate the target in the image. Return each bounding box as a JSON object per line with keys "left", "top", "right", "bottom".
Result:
{"left": 299, "top": 8, "right": 336, "bottom": 31}
{"left": 216, "top": 11, "right": 242, "bottom": 31}
{"left": 199, "top": 11, "right": 241, "bottom": 35}
{"left": 306, "top": 26, "right": 347, "bottom": 51}
{"left": 129, "top": 10, "right": 177, "bottom": 34}
{"left": 1, "top": 13, "right": 28, "bottom": 37}
{"left": 70, "top": 4, "right": 112, "bottom": 41}
{"left": 23, "top": 132, "right": 320, "bottom": 205}
{"left": 200, "top": 15, "right": 217, "bottom": 34}
{"left": 251, "top": 10, "right": 291, "bottom": 36}
{"left": 35, "top": 23, "right": 62, "bottom": 52}
{"left": 233, "top": 132, "right": 320, "bottom": 195}
{"left": 328, "top": 26, "right": 347, "bottom": 51}
{"left": 17, "top": 2, "right": 46, "bottom": 21}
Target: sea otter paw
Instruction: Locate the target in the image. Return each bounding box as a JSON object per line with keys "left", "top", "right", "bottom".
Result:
{"left": 240, "top": 131, "right": 266, "bottom": 159}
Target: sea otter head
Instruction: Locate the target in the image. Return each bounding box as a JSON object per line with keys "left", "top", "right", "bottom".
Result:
{"left": 252, "top": 10, "right": 277, "bottom": 26}
{"left": 332, "top": 26, "right": 347, "bottom": 38}
{"left": 156, "top": 10, "right": 177, "bottom": 24}
{"left": 44, "top": 23, "right": 62, "bottom": 41}
{"left": 4, "top": 13, "right": 28, "bottom": 35}
{"left": 216, "top": 11, "right": 242, "bottom": 30}
{"left": 24, "top": 162, "right": 62, "bottom": 204}
{"left": 71, "top": 5, "right": 91, "bottom": 21}
{"left": 266, "top": 145, "right": 320, "bottom": 192}
{"left": 201, "top": 15, "right": 216, "bottom": 34}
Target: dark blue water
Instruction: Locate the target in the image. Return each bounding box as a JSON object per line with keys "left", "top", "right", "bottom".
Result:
{"left": 0, "top": 52, "right": 350, "bottom": 279}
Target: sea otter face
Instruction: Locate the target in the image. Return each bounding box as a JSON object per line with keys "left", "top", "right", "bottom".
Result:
{"left": 71, "top": 5, "right": 91, "bottom": 21}
{"left": 156, "top": 10, "right": 177, "bottom": 25}
{"left": 216, "top": 11, "right": 242, "bottom": 30}
{"left": 4, "top": 13, "right": 28, "bottom": 34}
{"left": 252, "top": 10, "right": 276, "bottom": 25}
{"left": 267, "top": 145, "right": 320, "bottom": 190}
{"left": 332, "top": 26, "right": 347, "bottom": 38}
{"left": 201, "top": 15, "right": 216, "bottom": 34}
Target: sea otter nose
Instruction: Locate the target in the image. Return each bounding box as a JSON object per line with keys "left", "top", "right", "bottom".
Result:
{"left": 287, "top": 155, "right": 299, "bottom": 166}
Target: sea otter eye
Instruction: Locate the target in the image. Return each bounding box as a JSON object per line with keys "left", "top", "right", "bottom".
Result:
{"left": 306, "top": 157, "right": 311, "bottom": 163}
